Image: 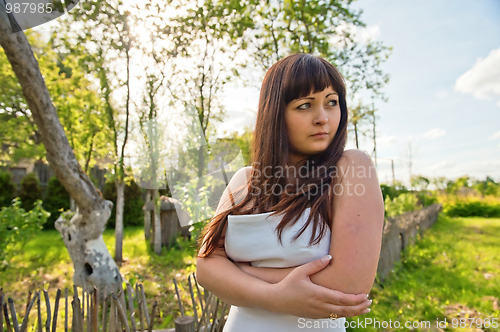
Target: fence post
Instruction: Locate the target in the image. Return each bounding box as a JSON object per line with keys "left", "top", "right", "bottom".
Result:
{"left": 174, "top": 316, "right": 195, "bottom": 332}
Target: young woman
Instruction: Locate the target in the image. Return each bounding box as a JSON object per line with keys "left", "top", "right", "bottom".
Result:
{"left": 197, "top": 53, "right": 384, "bottom": 331}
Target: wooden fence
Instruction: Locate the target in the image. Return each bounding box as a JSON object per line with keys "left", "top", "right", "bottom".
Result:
{"left": 376, "top": 203, "right": 442, "bottom": 282}
{"left": 0, "top": 274, "right": 228, "bottom": 332}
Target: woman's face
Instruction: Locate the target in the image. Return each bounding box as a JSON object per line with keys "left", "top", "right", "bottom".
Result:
{"left": 284, "top": 86, "right": 341, "bottom": 165}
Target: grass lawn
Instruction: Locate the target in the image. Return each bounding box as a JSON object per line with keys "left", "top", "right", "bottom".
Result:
{"left": 1, "top": 215, "right": 499, "bottom": 331}
{"left": 349, "top": 215, "right": 500, "bottom": 331}
{"left": 0, "top": 226, "right": 199, "bottom": 329}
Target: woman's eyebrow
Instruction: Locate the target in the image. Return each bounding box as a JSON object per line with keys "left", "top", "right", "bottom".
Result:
{"left": 296, "top": 92, "right": 338, "bottom": 101}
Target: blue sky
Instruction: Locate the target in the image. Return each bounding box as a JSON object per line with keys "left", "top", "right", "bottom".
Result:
{"left": 222, "top": 0, "right": 500, "bottom": 185}
{"left": 350, "top": 0, "right": 500, "bottom": 185}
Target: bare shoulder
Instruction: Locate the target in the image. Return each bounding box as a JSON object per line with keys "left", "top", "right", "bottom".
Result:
{"left": 338, "top": 149, "right": 373, "bottom": 168}
{"left": 229, "top": 166, "right": 252, "bottom": 187}
{"left": 214, "top": 166, "right": 252, "bottom": 215}
{"left": 236, "top": 165, "right": 253, "bottom": 177}
{"left": 336, "top": 149, "right": 377, "bottom": 182}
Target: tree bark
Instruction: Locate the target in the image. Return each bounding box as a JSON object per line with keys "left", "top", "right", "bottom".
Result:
{"left": 115, "top": 181, "right": 125, "bottom": 263}
{"left": 354, "top": 122, "right": 360, "bottom": 149}
{"left": 0, "top": 4, "right": 121, "bottom": 293}
{"left": 153, "top": 189, "right": 161, "bottom": 255}
{"left": 144, "top": 190, "right": 152, "bottom": 240}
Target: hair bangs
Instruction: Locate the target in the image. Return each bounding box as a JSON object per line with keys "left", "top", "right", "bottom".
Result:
{"left": 283, "top": 56, "right": 336, "bottom": 105}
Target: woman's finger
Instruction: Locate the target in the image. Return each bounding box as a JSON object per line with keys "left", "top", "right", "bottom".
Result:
{"left": 324, "top": 290, "right": 369, "bottom": 306}
{"left": 326, "top": 298, "right": 372, "bottom": 318}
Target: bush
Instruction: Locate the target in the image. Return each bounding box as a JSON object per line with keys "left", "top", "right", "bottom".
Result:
{"left": 102, "top": 180, "right": 144, "bottom": 227}
{"left": 380, "top": 182, "right": 409, "bottom": 201}
{"left": 385, "top": 193, "right": 420, "bottom": 217}
{"left": 472, "top": 177, "right": 500, "bottom": 197}
{"left": 0, "top": 170, "right": 16, "bottom": 208}
{"left": 442, "top": 196, "right": 500, "bottom": 218}
{"left": 0, "top": 198, "right": 48, "bottom": 269}
{"left": 19, "top": 173, "right": 42, "bottom": 211}
{"left": 416, "top": 191, "right": 438, "bottom": 207}
{"left": 42, "top": 176, "right": 71, "bottom": 229}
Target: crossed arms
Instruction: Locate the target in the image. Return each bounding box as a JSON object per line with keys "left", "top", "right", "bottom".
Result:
{"left": 196, "top": 149, "right": 384, "bottom": 318}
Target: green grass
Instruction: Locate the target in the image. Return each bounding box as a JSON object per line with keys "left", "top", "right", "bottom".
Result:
{"left": 0, "top": 226, "right": 198, "bottom": 329}
{"left": 349, "top": 215, "right": 500, "bottom": 331}
{"left": 2, "top": 216, "right": 499, "bottom": 331}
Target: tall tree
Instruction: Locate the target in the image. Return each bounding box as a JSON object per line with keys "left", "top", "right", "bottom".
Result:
{"left": 1, "top": 31, "right": 110, "bottom": 173}
{"left": 165, "top": 0, "right": 247, "bottom": 172}
{"left": 132, "top": 30, "right": 173, "bottom": 253}
{"left": 348, "top": 102, "right": 371, "bottom": 149}
{"left": 56, "top": 0, "right": 135, "bottom": 263}
{"left": 126, "top": 0, "right": 250, "bottom": 233}
{"left": 43, "top": 38, "right": 111, "bottom": 173}
{"left": 0, "top": 3, "right": 121, "bottom": 292}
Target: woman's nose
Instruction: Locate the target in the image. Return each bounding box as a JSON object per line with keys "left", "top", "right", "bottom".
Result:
{"left": 314, "top": 107, "right": 328, "bottom": 125}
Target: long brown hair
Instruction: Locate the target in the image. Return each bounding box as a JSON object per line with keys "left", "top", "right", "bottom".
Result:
{"left": 198, "top": 53, "right": 348, "bottom": 257}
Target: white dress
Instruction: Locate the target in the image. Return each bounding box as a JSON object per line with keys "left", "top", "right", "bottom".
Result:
{"left": 223, "top": 207, "right": 346, "bottom": 331}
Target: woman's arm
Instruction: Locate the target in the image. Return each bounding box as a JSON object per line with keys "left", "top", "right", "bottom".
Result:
{"left": 197, "top": 249, "right": 370, "bottom": 318}
{"left": 232, "top": 150, "right": 384, "bottom": 295}
{"left": 234, "top": 262, "right": 294, "bottom": 283}
{"left": 311, "top": 149, "right": 384, "bottom": 294}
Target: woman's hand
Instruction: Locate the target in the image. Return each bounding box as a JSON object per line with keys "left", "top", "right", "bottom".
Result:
{"left": 237, "top": 256, "right": 372, "bottom": 319}
{"left": 271, "top": 256, "right": 372, "bottom": 318}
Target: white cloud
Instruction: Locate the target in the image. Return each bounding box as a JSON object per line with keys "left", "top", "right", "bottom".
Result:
{"left": 490, "top": 131, "right": 500, "bottom": 140}
{"left": 422, "top": 128, "right": 445, "bottom": 140}
{"left": 455, "top": 47, "right": 500, "bottom": 105}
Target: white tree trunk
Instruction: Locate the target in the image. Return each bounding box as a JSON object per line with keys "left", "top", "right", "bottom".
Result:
{"left": 115, "top": 181, "right": 125, "bottom": 263}
{"left": 153, "top": 189, "right": 161, "bottom": 255}
{"left": 0, "top": 5, "right": 121, "bottom": 293}
{"left": 144, "top": 189, "right": 152, "bottom": 240}
{"left": 55, "top": 208, "right": 121, "bottom": 292}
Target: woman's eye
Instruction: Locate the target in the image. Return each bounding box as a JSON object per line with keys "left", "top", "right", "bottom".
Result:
{"left": 328, "top": 100, "right": 338, "bottom": 107}
{"left": 297, "top": 103, "right": 310, "bottom": 110}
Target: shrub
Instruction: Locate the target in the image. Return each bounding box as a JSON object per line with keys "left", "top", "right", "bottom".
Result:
{"left": 380, "top": 182, "right": 409, "bottom": 201}
{"left": 0, "top": 198, "right": 48, "bottom": 269}
{"left": 385, "top": 193, "right": 420, "bottom": 217}
{"left": 472, "top": 177, "right": 500, "bottom": 197}
{"left": 416, "top": 191, "right": 438, "bottom": 207}
{"left": 0, "top": 170, "right": 16, "bottom": 208}
{"left": 124, "top": 180, "right": 145, "bottom": 226}
{"left": 442, "top": 196, "right": 500, "bottom": 218}
{"left": 102, "top": 179, "right": 144, "bottom": 227}
{"left": 42, "top": 176, "right": 71, "bottom": 229}
{"left": 19, "top": 173, "right": 42, "bottom": 211}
